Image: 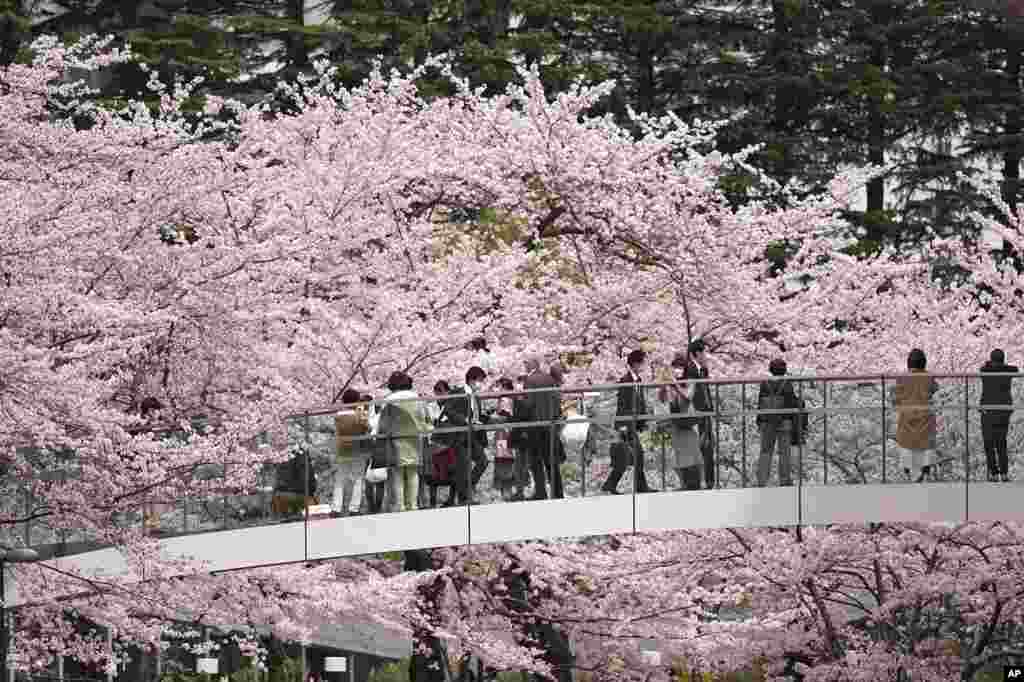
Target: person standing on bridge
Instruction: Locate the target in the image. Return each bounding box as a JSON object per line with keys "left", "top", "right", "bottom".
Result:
{"left": 980, "top": 348, "right": 1019, "bottom": 482}
{"left": 893, "top": 348, "right": 938, "bottom": 483}
{"left": 601, "top": 350, "right": 658, "bottom": 495}
{"left": 333, "top": 389, "right": 372, "bottom": 517}
{"left": 756, "top": 358, "right": 798, "bottom": 487}
{"left": 523, "top": 356, "right": 563, "bottom": 499}
{"left": 659, "top": 354, "right": 702, "bottom": 491}
{"left": 684, "top": 339, "right": 716, "bottom": 489}
{"left": 378, "top": 371, "right": 431, "bottom": 513}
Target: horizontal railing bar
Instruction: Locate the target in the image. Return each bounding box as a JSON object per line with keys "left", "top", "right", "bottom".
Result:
{"left": 286, "top": 372, "right": 1016, "bottom": 419}
{"left": 320, "top": 403, "right": 1017, "bottom": 442}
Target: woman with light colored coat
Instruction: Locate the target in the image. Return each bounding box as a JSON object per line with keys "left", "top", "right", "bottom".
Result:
{"left": 893, "top": 348, "right": 938, "bottom": 482}
{"left": 378, "top": 371, "right": 432, "bottom": 512}
{"left": 333, "top": 388, "right": 371, "bottom": 516}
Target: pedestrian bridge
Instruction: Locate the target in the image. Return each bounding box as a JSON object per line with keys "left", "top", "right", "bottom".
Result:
{"left": 29, "top": 479, "right": 1024, "bottom": 598}
{"left": 12, "top": 371, "right": 1024, "bottom": 603}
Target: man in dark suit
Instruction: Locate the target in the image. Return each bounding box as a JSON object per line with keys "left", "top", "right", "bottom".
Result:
{"left": 440, "top": 366, "right": 490, "bottom": 505}
{"left": 980, "top": 348, "right": 1019, "bottom": 482}
{"left": 601, "top": 350, "right": 658, "bottom": 494}
{"left": 685, "top": 339, "right": 716, "bottom": 489}
{"left": 523, "top": 357, "right": 563, "bottom": 499}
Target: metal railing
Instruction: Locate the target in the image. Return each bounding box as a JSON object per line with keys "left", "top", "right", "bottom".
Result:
{"left": 6, "top": 372, "right": 1023, "bottom": 555}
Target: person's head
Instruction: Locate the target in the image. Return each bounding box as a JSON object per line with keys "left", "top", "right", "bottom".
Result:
{"left": 549, "top": 362, "right": 566, "bottom": 385}
{"left": 433, "top": 380, "right": 451, "bottom": 396}
{"left": 769, "top": 358, "right": 787, "bottom": 376}
{"left": 907, "top": 348, "right": 927, "bottom": 371}
{"left": 387, "top": 371, "right": 413, "bottom": 392}
{"left": 991, "top": 348, "right": 1006, "bottom": 365}
{"left": 465, "top": 366, "right": 487, "bottom": 390}
{"left": 139, "top": 397, "right": 163, "bottom": 419}
{"left": 688, "top": 339, "right": 707, "bottom": 364}
{"left": 626, "top": 350, "right": 647, "bottom": 373}
{"left": 670, "top": 353, "right": 688, "bottom": 380}
{"left": 498, "top": 377, "right": 515, "bottom": 392}
{"left": 341, "top": 388, "right": 362, "bottom": 404}
{"left": 524, "top": 356, "right": 541, "bottom": 374}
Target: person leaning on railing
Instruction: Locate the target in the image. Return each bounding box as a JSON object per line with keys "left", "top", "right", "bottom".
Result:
{"left": 332, "top": 389, "right": 371, "bottom": 517}
{"left": 980, "top": 348, "right": 1019, "bottom": 482}
{"left": 892, "top": 348, "right": 938, "bottom": 483}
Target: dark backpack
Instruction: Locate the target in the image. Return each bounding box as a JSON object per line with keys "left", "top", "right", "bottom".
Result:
{"left": 760, "top": 381, "right": 789, "bottom": 423}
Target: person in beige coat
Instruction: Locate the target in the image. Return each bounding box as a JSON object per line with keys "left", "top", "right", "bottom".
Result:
{"left": 333, "top": 388, "right": 371, "bottom": 516}
{"left": 893, "top": 348, "right": 938, "bottom": 482}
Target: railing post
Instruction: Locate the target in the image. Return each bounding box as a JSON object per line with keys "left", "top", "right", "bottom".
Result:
{"left": 797, "top": 380, "right": 804, "bottom": 530}
{"left": 797, "top": 379, "right": 804, "bottom": 487}
{"left": 714, "top": 383, "right": 721, "bottom": 489}
{"left": 741, "top": 382, "right": 748, "bottom": 488}
{"left": 222, "top": 459, "right": 229, "bottom": 530}
{"left": 881, "top": 376, "right": 887, "bottom": 484}
{"left": 822, "top": 378, "right": 829, "bottom": 485}
{"left": 466, "top": 401, "right": 474, "bottom": 512}
{"left": 303, "top": 412, "right": 311, "bottom": 561}
{"left": 660, "top": 423, "right": 667, "bottom": 492}
{"left": 632, "top": 383, "right": 639, "bottom": 498}
{"left": 549, "top": 407, "right": 556, "bottom": 501}
{"left": 581, "top": 411, "right": 589, "bottom": 498}
{"left": 964, "top": 375, "right": 970, "bottom": 522}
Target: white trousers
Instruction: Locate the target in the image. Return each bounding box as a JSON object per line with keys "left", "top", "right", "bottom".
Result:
{"left": 333, "top": 455, "right": 370, "bottom": 513}
{"left": 900, "top": 447, "right": 934, "bottom": 480}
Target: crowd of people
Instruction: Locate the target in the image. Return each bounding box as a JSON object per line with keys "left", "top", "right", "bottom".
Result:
{"left": 312, "top": 344, "right": 1020, "bottom": 517}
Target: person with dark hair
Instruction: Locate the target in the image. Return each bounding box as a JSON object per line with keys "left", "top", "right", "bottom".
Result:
{"left": 491, "top": 377, "right": 522, "bottom": 500}
{"left": 659, "top": 354, "right": 702, "bottom": 490}
{"left": 893, "top": 348, "right": 938, "bottom": 482}
{"left": 437, "top": 367, "right": 491, "bottom": 505}
{"left": 756, "top": 358, "right": 799, "bottom": 487}
{"left": 133, "top": 397, "right": 167, "bottom": 533}
{"left": 360, "top": 391, "right": 386, "bottom": 513}
{"left": 523, "top": 356, "right": 563, "bottom": 499}
{"left": 684, "top": 339, "right": 716, "bottom": 489}
{"left": 980, "top": 348, "right": 1018, "bottom": 481}
{"left": 332, "top": 388, "right": 371, "bottom": 516}
{"left": 378, "top": 371, "right": 430, "bottom": 512}
{"left": 601, "top": 350, "right": 657, "bottom": 494}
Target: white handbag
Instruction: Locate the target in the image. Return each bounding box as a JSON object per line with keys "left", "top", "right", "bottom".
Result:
{"left": 365, "top": 467, "right": 389, "bottom": 484}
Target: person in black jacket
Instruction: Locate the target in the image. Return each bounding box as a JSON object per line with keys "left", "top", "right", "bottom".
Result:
{"left": 980, "top": 348, "right": 1019, "bottom": 482}
{"left": 684, "top": 339, "right": 716, "bottom": 489}
{"left": 600, "top": 350, "right": 658, "bottom": 494}
{"left": 756, "top": 358, "right": 799, "bottom": 487}
{"left": 438, "top": 367, "right": 490, "bottom": 505}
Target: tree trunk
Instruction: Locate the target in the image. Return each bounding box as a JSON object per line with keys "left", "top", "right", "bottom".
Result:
{"left": 1002, "top": 36, "right": 1021, "bottom": 213}
{"left": 406, "top": 550, "right": 451, "bottom": 682}
{"left": 502, "top": 559, "right": 574, "bottom": 682}
{"left": 865, "top": 7, "right": 889, "bottom": 243}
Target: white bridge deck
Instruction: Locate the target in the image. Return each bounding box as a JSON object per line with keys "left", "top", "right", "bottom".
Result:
{"left": 18, "top": 480, "right": 1022, "bottom": 604}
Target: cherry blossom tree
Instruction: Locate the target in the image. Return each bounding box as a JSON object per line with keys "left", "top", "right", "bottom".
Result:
{"left": 3, "top": 29, "right": 1024, "bottom": 682}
